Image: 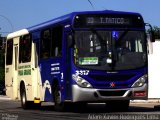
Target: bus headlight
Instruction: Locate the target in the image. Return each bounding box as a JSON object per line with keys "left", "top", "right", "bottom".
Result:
{"left": 72, "top": 74, "right": 92, "bottom": 88}
{"left": 132, "top": 74, "right": 148, "bottom": 87}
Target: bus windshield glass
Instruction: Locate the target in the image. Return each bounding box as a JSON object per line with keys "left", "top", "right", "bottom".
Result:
{"left": 74, "top": 31, "right": 147, "bottom": 70}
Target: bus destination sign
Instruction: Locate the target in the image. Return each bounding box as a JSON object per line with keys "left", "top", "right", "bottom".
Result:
{"left": 74, "top": 14, "right": 144, "bottom": 28}
{"left": 86, "top": 17, "right": 131, "bottom": 25}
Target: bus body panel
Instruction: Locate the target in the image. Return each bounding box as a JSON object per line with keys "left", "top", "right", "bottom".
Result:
{"left": 72, "top": 84, "right": 147, "bottom": 102}
{"left": 5, "top": 38, "right": 19, "bottom": 99}
{"left": 71, "top": 67, "right": 147, "bottom": 89}
{"left": 71, "top": 64, "right": 148, "bottom": 102}
{"left": 5, "top": 37, "right": 19, "bottom": 100}
{"left": 39, "top": 58, "right": 63, "bottom": 101}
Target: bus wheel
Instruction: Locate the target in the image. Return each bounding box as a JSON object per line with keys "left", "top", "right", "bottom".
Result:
{"left": 20, "top": 85, "right": 31, "bottom": 109}
{"left": 53, "top": 85, "right": 66, "bottom": 111}
{"left": 106, "top": 100, "right": 130, "bottom": 111}
{"left": 53, "top": 85, "right": 63, "bottom": 111}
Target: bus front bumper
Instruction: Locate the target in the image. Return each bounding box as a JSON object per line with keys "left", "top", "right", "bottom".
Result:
{"left": 72, "top": 84, "right": 148, "bottom": 102}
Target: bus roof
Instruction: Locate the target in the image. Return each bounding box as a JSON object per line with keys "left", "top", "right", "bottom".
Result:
{"left": 28, "top": 10, "right": 142, "bottom": 31}
{"left": 7, "top": 10, "right": 142, "bottom": 39}
{"left": 7, "top": 29, "right": 29, "bottom": 40}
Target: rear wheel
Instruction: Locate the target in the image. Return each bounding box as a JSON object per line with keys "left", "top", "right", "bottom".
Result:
{"left": 20, "top": 84, "right": 33, "bottom": 109}
{"left": 106, "top": 100, "right": 130, "bottom": 111}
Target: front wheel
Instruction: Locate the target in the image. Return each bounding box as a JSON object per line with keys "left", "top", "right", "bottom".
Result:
{"left": 53, "top": 85, "right": 68, "bottom": 111}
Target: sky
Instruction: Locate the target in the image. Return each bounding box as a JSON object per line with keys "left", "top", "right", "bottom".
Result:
{"left": 0, "top": 0, "right": 160, "bottom": 36}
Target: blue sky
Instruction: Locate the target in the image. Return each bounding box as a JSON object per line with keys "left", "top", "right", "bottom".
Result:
{"left": 0, "top": 0, "right": 160, "bottom": 36}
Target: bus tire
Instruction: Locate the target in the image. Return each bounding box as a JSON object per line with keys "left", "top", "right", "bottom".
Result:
{"left": 53, "top": 85, "right": 66, "bottom": 111}
{"left": 20, "top": 84, "right": 31, "bottom": 109}
{"left": 106, "top": 100, "right": 130, "bottom": 111}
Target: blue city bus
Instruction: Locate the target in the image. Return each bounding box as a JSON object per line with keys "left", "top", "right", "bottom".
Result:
{"left": 5, "top": 10, "right": 155, "bottom": 111}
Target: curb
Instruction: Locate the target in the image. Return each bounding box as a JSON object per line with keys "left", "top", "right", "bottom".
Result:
{"left": 0, "top": 95, "right": 11, "bottom": 100}
{"left": 131, "top": 99, "right": 160, "bottom": 103}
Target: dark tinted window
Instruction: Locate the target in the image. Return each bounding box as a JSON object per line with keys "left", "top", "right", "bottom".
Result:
{"left": 19, "top": 34, "right": 32, "bottom": 63}
{"left": 51, "top": 26, "right": 63, "bottom": 57}
{"left": 6, "top": 39, "right": 13, "bottom": 65}
{"left": 40, "top": 29, "right": 51, "bottom": 59}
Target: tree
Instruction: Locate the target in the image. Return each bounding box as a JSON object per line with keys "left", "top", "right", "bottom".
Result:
{"left": 152, "top": 26, "right": 160, "bottom": 39}
{"left": 148, "top": 26, "right": 160, "bottom": 40}
{"left": 147, "top": 26, "right": 160, "bottom": 40}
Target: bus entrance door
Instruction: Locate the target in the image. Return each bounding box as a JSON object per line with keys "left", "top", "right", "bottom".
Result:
{"left": 13, "top": 44, "right": 19, "bottom": 100}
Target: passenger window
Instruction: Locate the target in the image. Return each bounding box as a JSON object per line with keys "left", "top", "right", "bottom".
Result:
{"left": 51, "top": 26, "right": 63, "bottom": 57}
{"left": 19, "top": 34, "right": 32, "bottom": 63}
{"left": 6, "top": 39, "right": 13, "bottom": 65}
{"left": 40, "top": 29, "right": 51, "bottom": 59}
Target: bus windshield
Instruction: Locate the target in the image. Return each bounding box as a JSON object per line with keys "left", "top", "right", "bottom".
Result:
{"left": 74, "top": 31, "right": 147, "bottom": 71}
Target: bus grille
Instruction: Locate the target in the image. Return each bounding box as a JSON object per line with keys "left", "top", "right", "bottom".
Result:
{"left": 87, "top": 74, "right": 135, "bottom": 89}
{"left": 89, "top": 74, "right": 135, "bottom": 82}
{"left": 94, "top": 83, "right": 130, "bottom": 89}
{"left": 98, "top": 90, "right": 127, "bottom": 96}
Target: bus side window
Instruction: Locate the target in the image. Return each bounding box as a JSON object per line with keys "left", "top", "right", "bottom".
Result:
{"left": 40, "top": 29, "right": 51, "bottom": 59}
{"left": 51, "top": 26, "right": 63, "bottom": 57}
{"left": 6, "top": 39, "right": 13, "bottom": 65}
{"left": 19, "top": 35, "right": 32, "bottom": 63}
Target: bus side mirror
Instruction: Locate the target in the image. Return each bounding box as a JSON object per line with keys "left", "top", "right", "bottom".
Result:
{"left": 67, "top": 35, "right": 74, "bottom": 48}
{"left": 145, "top": 23, "right": 155, "bottom": 42}
{"left": 147, "top": 34, "right": 153, "bottom": 54}
{"left": 150, "top": 31, "right": 155, "bottom": 42}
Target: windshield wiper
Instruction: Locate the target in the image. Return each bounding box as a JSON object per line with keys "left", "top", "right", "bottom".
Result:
{"left": 90, "top": 29, "right": 106, "bottom": 47}
{"left": 116, "top": 29, "right": 129, "bottom": 42}
{"left": 111, "top": 30, "right": 129, "bottom": 71}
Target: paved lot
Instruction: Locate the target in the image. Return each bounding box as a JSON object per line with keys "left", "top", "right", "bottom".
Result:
{"left": 1, "top": 96, "right": 160, "bottom": 120}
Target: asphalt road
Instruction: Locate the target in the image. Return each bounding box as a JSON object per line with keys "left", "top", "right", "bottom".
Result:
{"left": 1, "top": 97, "right": 160, "bottom": 120}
